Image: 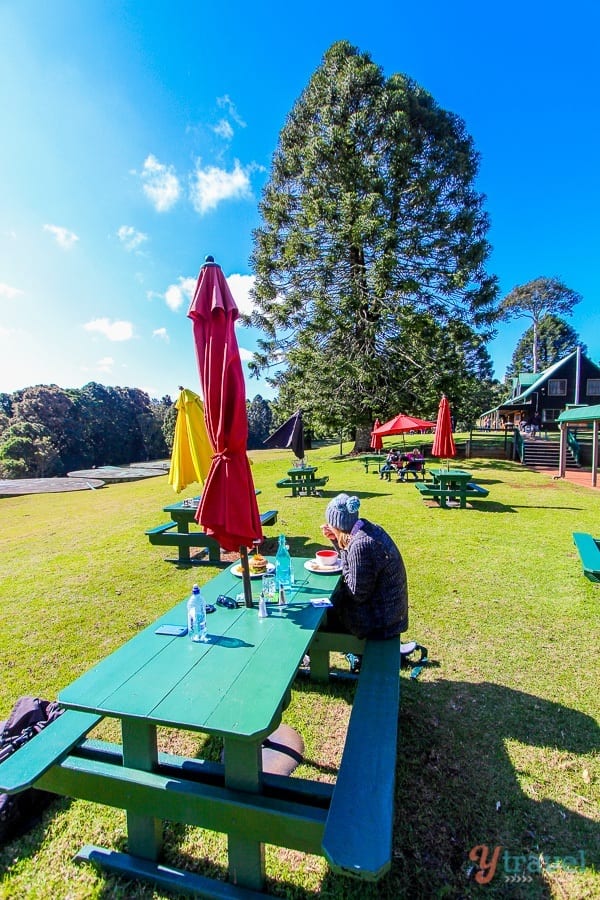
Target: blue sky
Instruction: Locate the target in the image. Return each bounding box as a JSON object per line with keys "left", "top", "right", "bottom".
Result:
{"left": 1, "top": 1, "right": 598, "bottom": 402}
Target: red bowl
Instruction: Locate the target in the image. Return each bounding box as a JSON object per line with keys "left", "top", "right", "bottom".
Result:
{"left": 315, "top": 549, "right": 339, "bottom": 567}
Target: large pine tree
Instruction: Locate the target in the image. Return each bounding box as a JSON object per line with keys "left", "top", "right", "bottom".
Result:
{"left": 248, "top": 41, "right": 498, "bottom": 443}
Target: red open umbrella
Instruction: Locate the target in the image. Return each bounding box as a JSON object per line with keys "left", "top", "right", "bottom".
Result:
{"left": 370, "top": 419, "right": 383, "bottom": 451}
{"left": 188, "top": 256, "right": 262, "bottom": 605}
{"left": 373, "top": 413, "right": 436, "bottom": 437}
{"left": 431, "top": 394, "right": 457, "bottom": 465}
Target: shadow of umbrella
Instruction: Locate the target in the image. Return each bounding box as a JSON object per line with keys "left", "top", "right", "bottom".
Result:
{"left": 187, "top": 256, "right": 263, "bottom": 607}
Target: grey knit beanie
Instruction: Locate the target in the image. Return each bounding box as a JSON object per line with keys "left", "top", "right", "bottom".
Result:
{"left": 326, "top": 493, "right": 361, "bottom": 533}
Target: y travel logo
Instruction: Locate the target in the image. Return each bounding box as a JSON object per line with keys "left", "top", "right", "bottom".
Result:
{"left": 467, "top": 844, "right": 587, "bottom": 884}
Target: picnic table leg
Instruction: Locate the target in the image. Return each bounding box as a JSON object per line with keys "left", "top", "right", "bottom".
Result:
{"left": 176, "top": 519, "right": 192, "bottom": 563}
{"left": 308, "top": 644, "right": 330, "bottom": 682}
{"left": 223, "top": 736, "right": 265, "bottom": 890}
{"left": 121, "top": 719, "right": 162, "bottom": 860}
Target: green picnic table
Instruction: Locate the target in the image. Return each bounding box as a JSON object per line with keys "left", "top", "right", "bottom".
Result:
{"left": 276, "top": 466, "right": 329, "bottom": 496}
{"left": 146, "top": 494, "right": 277, "bottom": 564}
{"left": 0, "top": 558, "right": 401, "bottom": 894}
{"left": 359, "top": 454, "right": 386, "bottom": 473}
{"left": 415, "top": 468, "right": 489, "bottom": 508}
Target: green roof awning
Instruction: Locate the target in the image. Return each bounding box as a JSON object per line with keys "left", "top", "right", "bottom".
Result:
{"left": 557, "top": 404, "right": 600, "bottom": 424}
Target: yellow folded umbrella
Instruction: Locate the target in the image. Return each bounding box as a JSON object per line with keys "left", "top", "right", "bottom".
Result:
{"left": 167, "top": 388, "right": 213, "bottom": 493}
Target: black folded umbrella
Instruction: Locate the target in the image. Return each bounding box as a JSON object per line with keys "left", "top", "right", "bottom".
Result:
{"left": 263, "top": 410, "right": 304, "bottom": 459}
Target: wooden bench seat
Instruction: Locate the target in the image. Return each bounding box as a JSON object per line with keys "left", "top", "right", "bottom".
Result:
{"left": 384, "top": 465, "right": 427, "bottom": 483}
{"left": 573, "top": 532, "right": 600, "bottom": 582}
{"left": 145, "top": 523, "right": 221, "bottom": 561}
{"left": 276, "top": 477, "right": 329, "bottom": 495}
{"left": 322, "top": 638, "right": 400, "bottom": 880}
{"left": 414, "top": 483, "right": 489, "bottom": 500}
{"left": 259, "top": 509, "right": 278, "bottom": 527}
{"left": 146, "top": 511, "right": 279, "bottom": 563}
{"left": 466, "top": 482, "right": 489, "bottom": 496}
{"left": 414, "top": 483, "right": 455, "bottom": 497}
{"left": 0, "top": 710, "right": 101, "bottom": 794}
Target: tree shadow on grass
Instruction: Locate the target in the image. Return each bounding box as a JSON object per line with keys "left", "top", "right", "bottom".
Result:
{"left": 340, "top": 678, "right": 599, "bottom": 900}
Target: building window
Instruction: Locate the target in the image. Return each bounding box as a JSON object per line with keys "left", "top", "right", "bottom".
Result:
{"left": 542, "top": 409, "right": 561, "bottom": 423}
{"left": 586, "top": 379, "right": 600, "bottom": 396}
{"left": 548, "top": 379, "right": 567, "bottom": 396}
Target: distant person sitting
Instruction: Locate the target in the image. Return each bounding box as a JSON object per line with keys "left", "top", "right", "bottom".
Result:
{"left": 380, "top": 449, "right": 400, "bottom": 481}
{"left": 398, "top": 448, "right": 424, "bottom": 481}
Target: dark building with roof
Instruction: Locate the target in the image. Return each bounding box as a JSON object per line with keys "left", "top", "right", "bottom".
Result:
{"left": 481, "top": 348, "right": 600, "bottom": 430}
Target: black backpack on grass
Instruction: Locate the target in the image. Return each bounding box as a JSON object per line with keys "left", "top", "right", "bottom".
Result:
{"left": 0, "top": 696, "right": 63, "bottom": 844}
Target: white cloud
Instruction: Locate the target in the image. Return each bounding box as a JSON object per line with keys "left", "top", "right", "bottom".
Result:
{"left": 164, "top": 276, "right": 196, "bottom": 312}
{"left": 227, "top": 273, "right": 255, "bottom": 316}
{"left": 117, "top": 225, "right": 148, "bottom": 251}
{"left": 213, "top": 119, "right": 234, "bottom": 140}
{"left": 0, "top": 325, "right": 16, "bottom": 337}
{"left": 238, "top": 347, "right": 254, "bottom": 362}
{"left": 97, "top": 356, "right": 114, "bottom": 372}
{"left": 216, "top": 95, "right": 246, "bottom": 128}
{"left": 190, "top": 160, "right": 252, "bottom": 214}
{"left": 0, "top": 282, "right": 24, "bottom": 300}
{"left": 43, "top": 224, "right": 79, "bottom": 249}
{"left": 153, "top": 327, "right": 169, "bottom": 342}
{"left": 83, "top": 318, "right": 134, "bottom": 341}
{"left": 141, "top": 154, "right": 181, "bottom": 212}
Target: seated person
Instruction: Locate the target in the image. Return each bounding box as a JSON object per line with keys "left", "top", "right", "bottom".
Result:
{"left": 320, "top": 494, "right": 408, "bottom": 672}
{"left": 379, "top": 448, "right": 400, "bottom": 479}
{"left": 398, "top": 448, "right": 424, "bottom": 481}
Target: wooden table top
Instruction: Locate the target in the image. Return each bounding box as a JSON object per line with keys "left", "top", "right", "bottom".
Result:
{"left": 59, "top": 558, "right": 338, "bottom": 741}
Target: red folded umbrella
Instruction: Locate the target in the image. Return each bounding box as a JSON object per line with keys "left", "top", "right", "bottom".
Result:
{"left": 370, "top": 419, "right": 383, "bottom": 450}
{"left": 431, "top": 395, "right": 457, "bottom": 461}
{"left": 187, "top": 257, "right": 263, "bottom": 565}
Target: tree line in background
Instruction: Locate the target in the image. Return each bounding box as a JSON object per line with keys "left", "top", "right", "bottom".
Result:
{"left": 0, "top": 385, "right": 278, "bottom": 480}
{"left": 0, "top": 383, "right": 173, "bottom": 479}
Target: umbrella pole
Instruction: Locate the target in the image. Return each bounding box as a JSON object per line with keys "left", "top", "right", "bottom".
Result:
{"left": 239, "top": 545, "right": 253, "bottom": 608}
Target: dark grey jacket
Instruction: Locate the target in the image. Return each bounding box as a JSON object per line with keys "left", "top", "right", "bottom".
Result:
{"left": 332, "top": 519, "right": 408, "bottom": 639}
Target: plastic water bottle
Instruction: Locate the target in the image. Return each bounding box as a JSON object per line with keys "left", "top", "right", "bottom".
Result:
{"left": 187, "top": 584, "right": 208, "bottom": 642}
{"left": 275, "top": 534, "right": 292, "bottom": 590}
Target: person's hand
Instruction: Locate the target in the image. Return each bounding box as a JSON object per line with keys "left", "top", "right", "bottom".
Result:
{"left": 321, "top": 523, "right": 337, "bottom": 541}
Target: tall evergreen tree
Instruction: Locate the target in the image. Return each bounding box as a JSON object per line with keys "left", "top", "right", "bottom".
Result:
{"left": 506, "top": 315, "right": 586, "bottom": 377}
{"left": 249, "top": 41, "right": 498, "bottom": 446}
{"left": 500, "top": 277, "right": 582, "bottom": 373}
{"left": 247, "top": 395, "right": 273, "bottom": 449}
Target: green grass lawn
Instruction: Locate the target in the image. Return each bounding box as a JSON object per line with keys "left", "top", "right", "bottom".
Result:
{"left": 0, "top": 446, "right": 598, "bottom": 898}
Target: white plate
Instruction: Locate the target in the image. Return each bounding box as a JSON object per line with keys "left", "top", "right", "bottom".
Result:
{"left": 230, "top": 562, "right": 275, "bottom": 578}
{"left": 304, "top": 560, "right": 343, "bottom": 574}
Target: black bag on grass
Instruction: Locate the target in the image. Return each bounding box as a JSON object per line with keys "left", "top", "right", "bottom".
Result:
{"left": 0, "top": 696, "right": 63, "bottom": 844}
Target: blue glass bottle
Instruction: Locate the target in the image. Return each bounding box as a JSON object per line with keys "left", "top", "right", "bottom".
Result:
{"left": 275, "top": 534, "right": 292, "bottom": 590}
